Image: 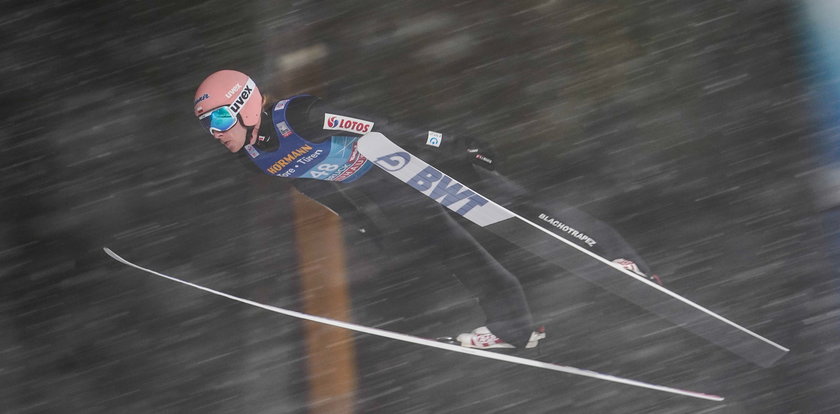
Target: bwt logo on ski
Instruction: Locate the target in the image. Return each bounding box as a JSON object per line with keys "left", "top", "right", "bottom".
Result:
{"left": 373, "top": 152, "right": 489, "bottom": 215}
{"left": 323, "top": 113, "right": 374, "bottom": 133}
{"left": 229, "top": 85, "right": 253, "bottom": 113}
{"left": 409, "top": 167, "right": 490, "bottom": 216}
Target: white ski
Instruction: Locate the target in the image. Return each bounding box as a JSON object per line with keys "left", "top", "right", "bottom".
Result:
{"left": 103, "top": 247, "right": 723, "bottom": 401}
{"left": 357, "top": 132, "right": 789, "bottom": 368}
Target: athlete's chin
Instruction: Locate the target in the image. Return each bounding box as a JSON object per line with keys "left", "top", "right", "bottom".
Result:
{"left": 225, "top": 142, "right": 244, "bottom": 153}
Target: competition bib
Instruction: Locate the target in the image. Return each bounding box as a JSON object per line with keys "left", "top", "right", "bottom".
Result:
{"left": 245, "top": 96, "right": 373, "bottom": 183}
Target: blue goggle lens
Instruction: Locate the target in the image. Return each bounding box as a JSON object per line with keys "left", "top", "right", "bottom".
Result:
{"left": 199, "top": 106, "right": 237, "bottom": 133}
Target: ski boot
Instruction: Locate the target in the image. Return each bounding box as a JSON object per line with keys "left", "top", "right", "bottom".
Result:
{"left": 612, "top": 258, "right": 663, "bottom": 286}
{"left": 438, "top": 326, "right": 546, "bottom": 349}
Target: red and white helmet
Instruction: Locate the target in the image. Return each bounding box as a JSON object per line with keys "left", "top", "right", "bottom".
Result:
{"left": 193, "top": 70, "right": 262, "bottom": 127}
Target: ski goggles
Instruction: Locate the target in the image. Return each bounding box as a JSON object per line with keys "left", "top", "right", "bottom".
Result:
{"left": 198, "top": 105, "right": 238, "bottom": 134}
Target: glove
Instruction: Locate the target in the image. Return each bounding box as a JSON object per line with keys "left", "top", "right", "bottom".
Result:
{"left": 465, "top": 138, "right": 496, "bottom": 170}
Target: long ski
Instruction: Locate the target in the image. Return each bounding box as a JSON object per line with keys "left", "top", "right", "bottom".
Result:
{"left": 357, "top": 132, "right": 789, "bottom": 368}
{"left": 103, "top": 247, "right": 722, "bottom": 401}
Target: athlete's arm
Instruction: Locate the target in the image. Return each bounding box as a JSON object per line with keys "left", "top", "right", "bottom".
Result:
{"left": 284, "top": 96, "right": 497, "bottom": 177}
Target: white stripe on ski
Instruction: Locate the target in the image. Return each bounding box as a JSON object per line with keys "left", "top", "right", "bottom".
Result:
{"left": 103, "top": 247, "right": 723, "bottom": 402}
{"left": 357, "top": 132, "right": 789, "bottom": 361}
{"left": 509, "top": 210, "right": 790, "bottom": 354}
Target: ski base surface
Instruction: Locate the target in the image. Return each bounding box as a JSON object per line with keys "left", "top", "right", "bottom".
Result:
{"left": 103, "top": 247, "right": 723, "bottom": 402}
{"left": 357, "top": 132, "right": 788, "bottom": 368}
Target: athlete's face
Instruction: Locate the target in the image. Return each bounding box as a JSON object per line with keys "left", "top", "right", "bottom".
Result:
{"left": 212, "top": 122, "right": 248, "bottom": 153}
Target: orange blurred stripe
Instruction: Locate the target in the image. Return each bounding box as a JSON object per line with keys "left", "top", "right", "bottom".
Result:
{"left": 292, "top": 190, "right": 357, "bottom": 414}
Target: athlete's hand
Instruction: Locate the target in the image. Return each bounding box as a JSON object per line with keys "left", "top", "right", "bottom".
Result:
{"left": 465, "top": 138, "right": 496, "bottom": 170}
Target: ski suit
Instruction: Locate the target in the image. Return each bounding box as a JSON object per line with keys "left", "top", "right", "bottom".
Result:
{"left": 238, "top": 95, "right": 651, "bottom": 347}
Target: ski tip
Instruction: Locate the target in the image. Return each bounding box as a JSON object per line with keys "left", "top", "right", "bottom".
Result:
{"left": 704, "top": 394, "right": 725, "bottom": 402}
{"left": 658, "top": 388, "right": 723, "bottom": 402}
{"left": 102, "top": 247, "right": 127, "bottom": 264}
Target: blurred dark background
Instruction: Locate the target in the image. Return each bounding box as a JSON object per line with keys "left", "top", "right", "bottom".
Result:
{"left": 3, "top": 1, "right": 840, "bottom": 413}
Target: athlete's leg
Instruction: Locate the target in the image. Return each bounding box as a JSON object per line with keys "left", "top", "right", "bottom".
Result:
{"left": 348, "top": 169, "right": 536, "bottom": 347}
{"left": 471, "top": 169, "right": 654, "bottom": 276}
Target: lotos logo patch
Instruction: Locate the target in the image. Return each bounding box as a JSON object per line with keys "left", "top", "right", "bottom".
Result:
{"left": 323, "top": 113, "right": 374, "bottom": 134}
{"left": 194, "top": 93, "right": 209, "bottom": 106}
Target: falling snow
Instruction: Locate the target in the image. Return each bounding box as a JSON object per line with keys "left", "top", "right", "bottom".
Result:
{"left": 3, "top": 1, "right": 839, "bottom": 413}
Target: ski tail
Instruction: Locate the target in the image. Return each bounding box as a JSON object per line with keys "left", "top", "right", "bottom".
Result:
{"left": 103, "top": 247, "right": 723, "bottom": 402}
{"left": 357, "top": 132, "right": 788, "bottom": 368}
